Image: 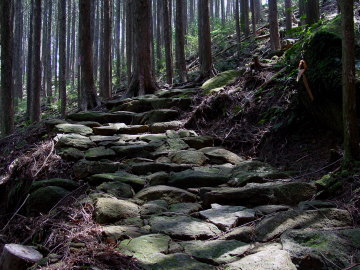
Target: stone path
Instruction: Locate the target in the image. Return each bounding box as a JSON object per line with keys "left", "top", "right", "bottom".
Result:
{"left": 30, "top": 88, "right": 358, "bottom": 270}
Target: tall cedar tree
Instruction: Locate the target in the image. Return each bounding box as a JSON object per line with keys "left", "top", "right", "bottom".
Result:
{"left": 79, "top": 0, "right": 99, "bottom": 110}
{"left": 235, "top": 0, "right": 241, "bottom": 56}
{"left": 175, "top": 0, "right": 187, "bottom": 83}
{"left": 268, "top": 0, "right": 281, "bottom": 51}
{"left": 30, "top": 0, "right": 42, "bottom": 123}
{"left": 163, "top": 0, "right": 173, "bottom": 84}
{"left": 0, "top": 0, "right": 14, "bottom": 136}
{"left": 59, "top": 0, "right": 67, "bottom": 116}
{"left": 126, "top": 0, "right": 158, "bottom": 97}
{"left": 240, "top": 0, "right": 250, "bottom": 37}
{"left": 101, "top": 0, "right": 112, "bottom": 99}
{"left": 198, "top": 0, "right": 215, "bottom": 80}
{"left": 305, "top": 0, "right": 320, "bottom": 25}
{"left": 285, "top": 0, "right": 292, "bottom": 31}
{"left": 126, "top": 0, "right": 133, "bottom": 84}
{"left": 341, "top": 0, "right": 360, "bottom": 162}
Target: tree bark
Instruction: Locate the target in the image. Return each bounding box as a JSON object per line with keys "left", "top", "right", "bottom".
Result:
{"left": 0, "top": 244, "right": 43, "bottom": 270}
{"left": 305, "top": 0, "right": 320, "bottom": 25}
{"left": 30, "top": 0, "right": 42, "bottom": 123}
{"left": 101, "top": 0, "right": 112, "bottom": 99}
{"left": 198, "top": 0, "right": 215, "bottom": 80}
{"left": 13, "top": 0, "right": 24, "bottom": 102}
{"left": 341, "top": 0, "right": 359, "bottom": 162}
{"left": 285, "top": 0, "right": 292, "bottom": 31}
{"left": 26, "top": 0, "right": 34, "bottom": 120}
{"left": 268, "top": 0, "right": 281, "bottom": 51}
{"left": 126, "top": 0, "right": 133, "bottom": 85}
{"left": 240, "top": 0, "right": 250, "bottom": 37}
{"left": 175, "top": 0, "right": 187, "bottom": 83}
{"left": 0, "top": 0, "right": 14, "bottom": 136}
{"left": 59, "top": 0, "right": 67, "bottom": 116}
{"left": 234, "top": 0, "right": 241, "bottom": 56}
{"left": 79, "top": 0, "right": 99, "bottom": 110}
{"left": 163, "top": 0, "right": 173, "bottom": 85}
{"left": 250, "top": 0, "right": 256, "bottom": 36}
{"left": 126, "top": 0, "right": 158, "bottom": 97}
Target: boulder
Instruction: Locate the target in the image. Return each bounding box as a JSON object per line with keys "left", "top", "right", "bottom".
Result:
{"left": 96, "top": 182, "right": 134, "bottom": 198}
{"left": 201, "top": 70, "right": 243, "bottom": 94}
{"left": 30, "top": 178, "right": 79, "bottom": 192}
{"left": 281, "top": 229, "right": 360, "bottom": 270}
{"left": 111, "top": 143, "right": 158, "bottom": 159}
{"left": 153, "top": 139, "right": 189, "bottom": 156}
{"left": 149, "top": 216, "right": 221, "bottom": 240}
{"left": 147, "top": 172, "right": 170, "bottom": 186}
{"left": 169, "top": 169, "right": 229, "bottom": 188}
{"left": 200, "top": 181, "right": 317, "bottom": 207}
{"left": 55, "top": 134, "right": 96, "bottom": 150}
{"left": 95, "top": 198, "right": 140, "bottom": 224}
{"left": 54, "top": 123, "right": 93, "bottom": 135}
{"left": 170, "top": 150, "right": 208, "bottom": 166}
{"left": 27, "top": 186, "right": 70, "bottom": 215}
{"left": 85, "top": 147, "right": 116, "bottom": 160}
{"left": 134, "top": 185, "right": 197, "bottom": 204}
{"left": 73, "top": 160, "right": 126, "bottom": 179}
{"left": 199, "top": 147, "right": 244, "bottom": 165}
{"left": 199, "top": 204, "right": 256, "bottom": 231}
{"left": 180, "top": 240, "right": 251, "bottom": 265}
{"left": 255, "top": 209, "right": 353, "bottom": 242}
{"left": 58, "top": 148, "right": 84, "bottom": 161}
{"left": 224, "top": 250, "right": 297, "bottom": 270}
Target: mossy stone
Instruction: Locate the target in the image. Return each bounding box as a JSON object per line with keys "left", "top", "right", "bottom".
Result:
{"left": 201, "top": 70, "right": 243, "bottom": 94}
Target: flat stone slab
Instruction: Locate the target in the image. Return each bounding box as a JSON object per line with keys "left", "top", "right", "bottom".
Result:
{"left": 73, "top": 160, "right": 126, "bottom": 179}
{"left": 134, "top": 185, "right": 197, "bottom": 204}
{"left": 180, "top": 240, "right": 251, "bottom": 265}
{"left": 96, "top": 181, "right": 134, "bottom": 199}
{"left": 118, "top": 125, "right": 149, "bottom": 134}
{"left": 55, "top": 134, "right": 96, "bottom": 150}
{"left": 182, "top": 136, "right": 214, "bottom": 149}
{"left": 95, "top": 198, "right": 140, "bottom": 224}
{"left": 85, "top": 147, "right": 116, "bottom": 160}
{"left": 149, "top": 216, "right": 221, "bottom": 240}
{"left": 136, "top": 109, "right": 179, "bottom": 125}
{"left": 55, "top": 123, "right": 93, "bottom": 135}
{"left": 224, "top": 250, "right": 297, "bottom": 270}
{"left": 111, "top": 143, "right": 158, "bottom": 159}
{"left": 67, "top": 111, "right": 136, "bottom": 124}
{"left": 103, "top": 225, "right": 148, "bottom": 241}
{"left": 199, "top": 147, "right": 244, "bottom": 165}
{"left": 169, "top": 202, "right": 202, "bottom": 215}
{"left": 131, "top": 162, "right": 192, "bottom": 175}
{"left": 89, "top": 135, "right": 121, "bottom": 143}
{"left": 200, "top": 181, "right": 317, "bottom": 207}
{"left": 199, "top": 204, "right": 256, "bottom": 231}
{"left": 255, "top": 208, "right": 353, "bottom": 242}
{"left": 170, "top": 150, "right": 208, "bottom": 166}
{"left": 149, "top": 121, "right": 183, "bottom": 133}
{"left": 88, "top": 171, "right": 145, "bottom": 191}
{"left": 169, "top": 169, "right": 229, "bottom": 188}
{"left": 141, "top": 200, "right": 168, "bottom": 216}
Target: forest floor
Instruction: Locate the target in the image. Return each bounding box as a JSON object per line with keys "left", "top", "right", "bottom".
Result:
{"left": 0, "top": 1, "right": 359, "bottom": 269}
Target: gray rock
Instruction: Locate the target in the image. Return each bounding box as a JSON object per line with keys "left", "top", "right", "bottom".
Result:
{"left": 149, "top": 121, "right": 183, "bottom": 133}
{"left": 169, "top": 203, "right": 202, "bottom": 215}
{"left": 281, "top": 229, "right": 360, "bottom": 270}
{"left": 298, "top": 200, "right": 337, "bottom": 210}
{"left": 149, "top": 215, "right": 221, "bottom": 240}
{"left": 170, "top": 150, "right": 208, "bottom": 165}
{"left": 30, "top": 178, "right": 79, "bottom": 192}
{"left": 134, "top": 185, "right": 197, "bottom": 204}
{"left": 224, "top": 250, "right": 297, "bottom": 270}
{"left": 201, "top": 181, "right": 317, "bottom": 207}
{"left": 96, "top": 182, "right": 135, "bottom": 198}
{"left": 153, "top": 139, "right": 189, "bottom": 156}
{"left": 111, "top": 143, "right": 158, "bottom": 159}
{"left": 76, "top": 121, "right": 102, "bottom": 128}
{"left": 85, "top": 147, "right": 116, "bottom": 160}
{"left": 89, "top": 135, "right": 121, "bottom": 143}
{"left": 88, "top": 171, "right": 145, "bottom": 191}
{"left": 182, "top": 136, "right": 214, "bottom": 149}
{"left": 255, "top": 209, "right": 353, "bottom": 241}
{"left": 141, "top": 200, "right": 168, "bottom": 216}
{"left": 147, "top": 172, "right": 170, "bottom": 186}
{"left": 136, "top": 109, "right": 179, "bottom": 125}
{"left": 55, "top": 123, "right": 93, "bottom": 135}
{"left": 102, "top": 225, "right": 148, "bottom": 241}
{"left": 199, "top": 204, "right": 256, "bottom": 231}
{"left": 219, "top": 226, "right": 255, "bottom": 242}
{"left": 67, "top": 111, "right": 136, "bottom": 124}
{"left": 27, "top": 186, "right": 70, "bottom": 215}
{"left": 169, "top": 169, "right": 229, "bottom": 188}
{"left": 180, "top": 240, "right": 251, "bottom": 265}
{"left": 199, "top": 147, "right": 244, "bottom": 165}
{"left": 131, "top": 162, "right": 192, "bottom": 175}
{"left": 73, "top": 160, "right": 127, "bottom": 179}
{"left": 58, "top": 147, "right": 85, "bottom": 161}
{"left": 56, "top": 134, "right": 96, "bottom": 150}
{"left": 118, "top": 125, "right": 149, "bottom": 134}
{"left": 95, "top": 198, "right": 140, "bottom": 224}
{"left": 254, "top": 205, "right": 291, "bottom": 216}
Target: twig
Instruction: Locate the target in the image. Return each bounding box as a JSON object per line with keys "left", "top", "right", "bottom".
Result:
{"left": 319, "top": 252, "right": 342, "bottom": 269}
{"left": 1, "top": 194, "right": 30, "bottom": 232}
{"left": 34, "top": 140, "right": 54, "bottom": 177}
{"left": 294, "top": 158, "right": 342, "bottom": 179}
{"left": 343, "top": 263, "right": 360, "bottom": 270}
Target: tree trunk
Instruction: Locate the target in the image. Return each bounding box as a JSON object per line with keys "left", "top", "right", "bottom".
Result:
{"left": 163, "top": 0, "right": 173, "bottom": 85}
{"left": 100, "top": 0, "right": 112, "bottom": 99}
{"left": 234, "top": 0, "right": 241, "bottom": 56}
{"left": 0, "top": 0, "right": 14, "bottom": 136}
{"left": 45, "top": 0, "right": 53, "bottom": 104}
{"left": 26, "top": 0, "right": 34, "bottom": 120}
{"left": 240, "top": 0, "right": 250, "bottom": 37}
{"left": 268, "top": 0, "right": 281, "bottom": 51}
{"left": 305, "top": 0, "right": 319, "bottom": 25}
{"left": 156, "top": 0, "right": 163, "bottom": 73}
{"left": 298, "top": 0, "right": 306, "bottom": 26}
{"left": 13, "top": 0, "right": 24, "bottom": 102}
{"left": 79, "top": 0, "right": 99, "bottom": 110}
{"left": 126, "top": 0, "right": 158, "bottom": 97}
{"left": 59, "top": 0, "right": 67, "bottom": 117}
{"left": 30, "top": 0, "right": 42, "bottom": 123}
{"left": 254, "top": 0, "right": 262, "bottom": 23}
{"left": 250, "top": 0, "right": 256, "bottom": 36}
{"left": 175, "top": 0, "right": 187, "bottom": 83}
{"left": 285, "top": 0, "right": 292, "bottom": 31}
{"left": 0, "top": 244, "right": 43, "bottom": 270}
{"left": 341, "top": 0, "right": 359, "bottom": 162}
{"left": 115, "top": 0, "right": 121, "bottom": 83}
{"left": 198, "top": 0, "right": 215, "bottom": 80}
{"left": 126, "top": 0, "right": 133, "bottom": 85}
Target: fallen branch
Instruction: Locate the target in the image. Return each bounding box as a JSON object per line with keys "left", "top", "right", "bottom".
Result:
{"left": 1, "top": 194, "right": 30, "bottom": 233}
{"left": 33, "top": 140, "right": 54, "bottom": 177}
{"left": 343, "top": 263, "right": 360, "bottom": 270}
